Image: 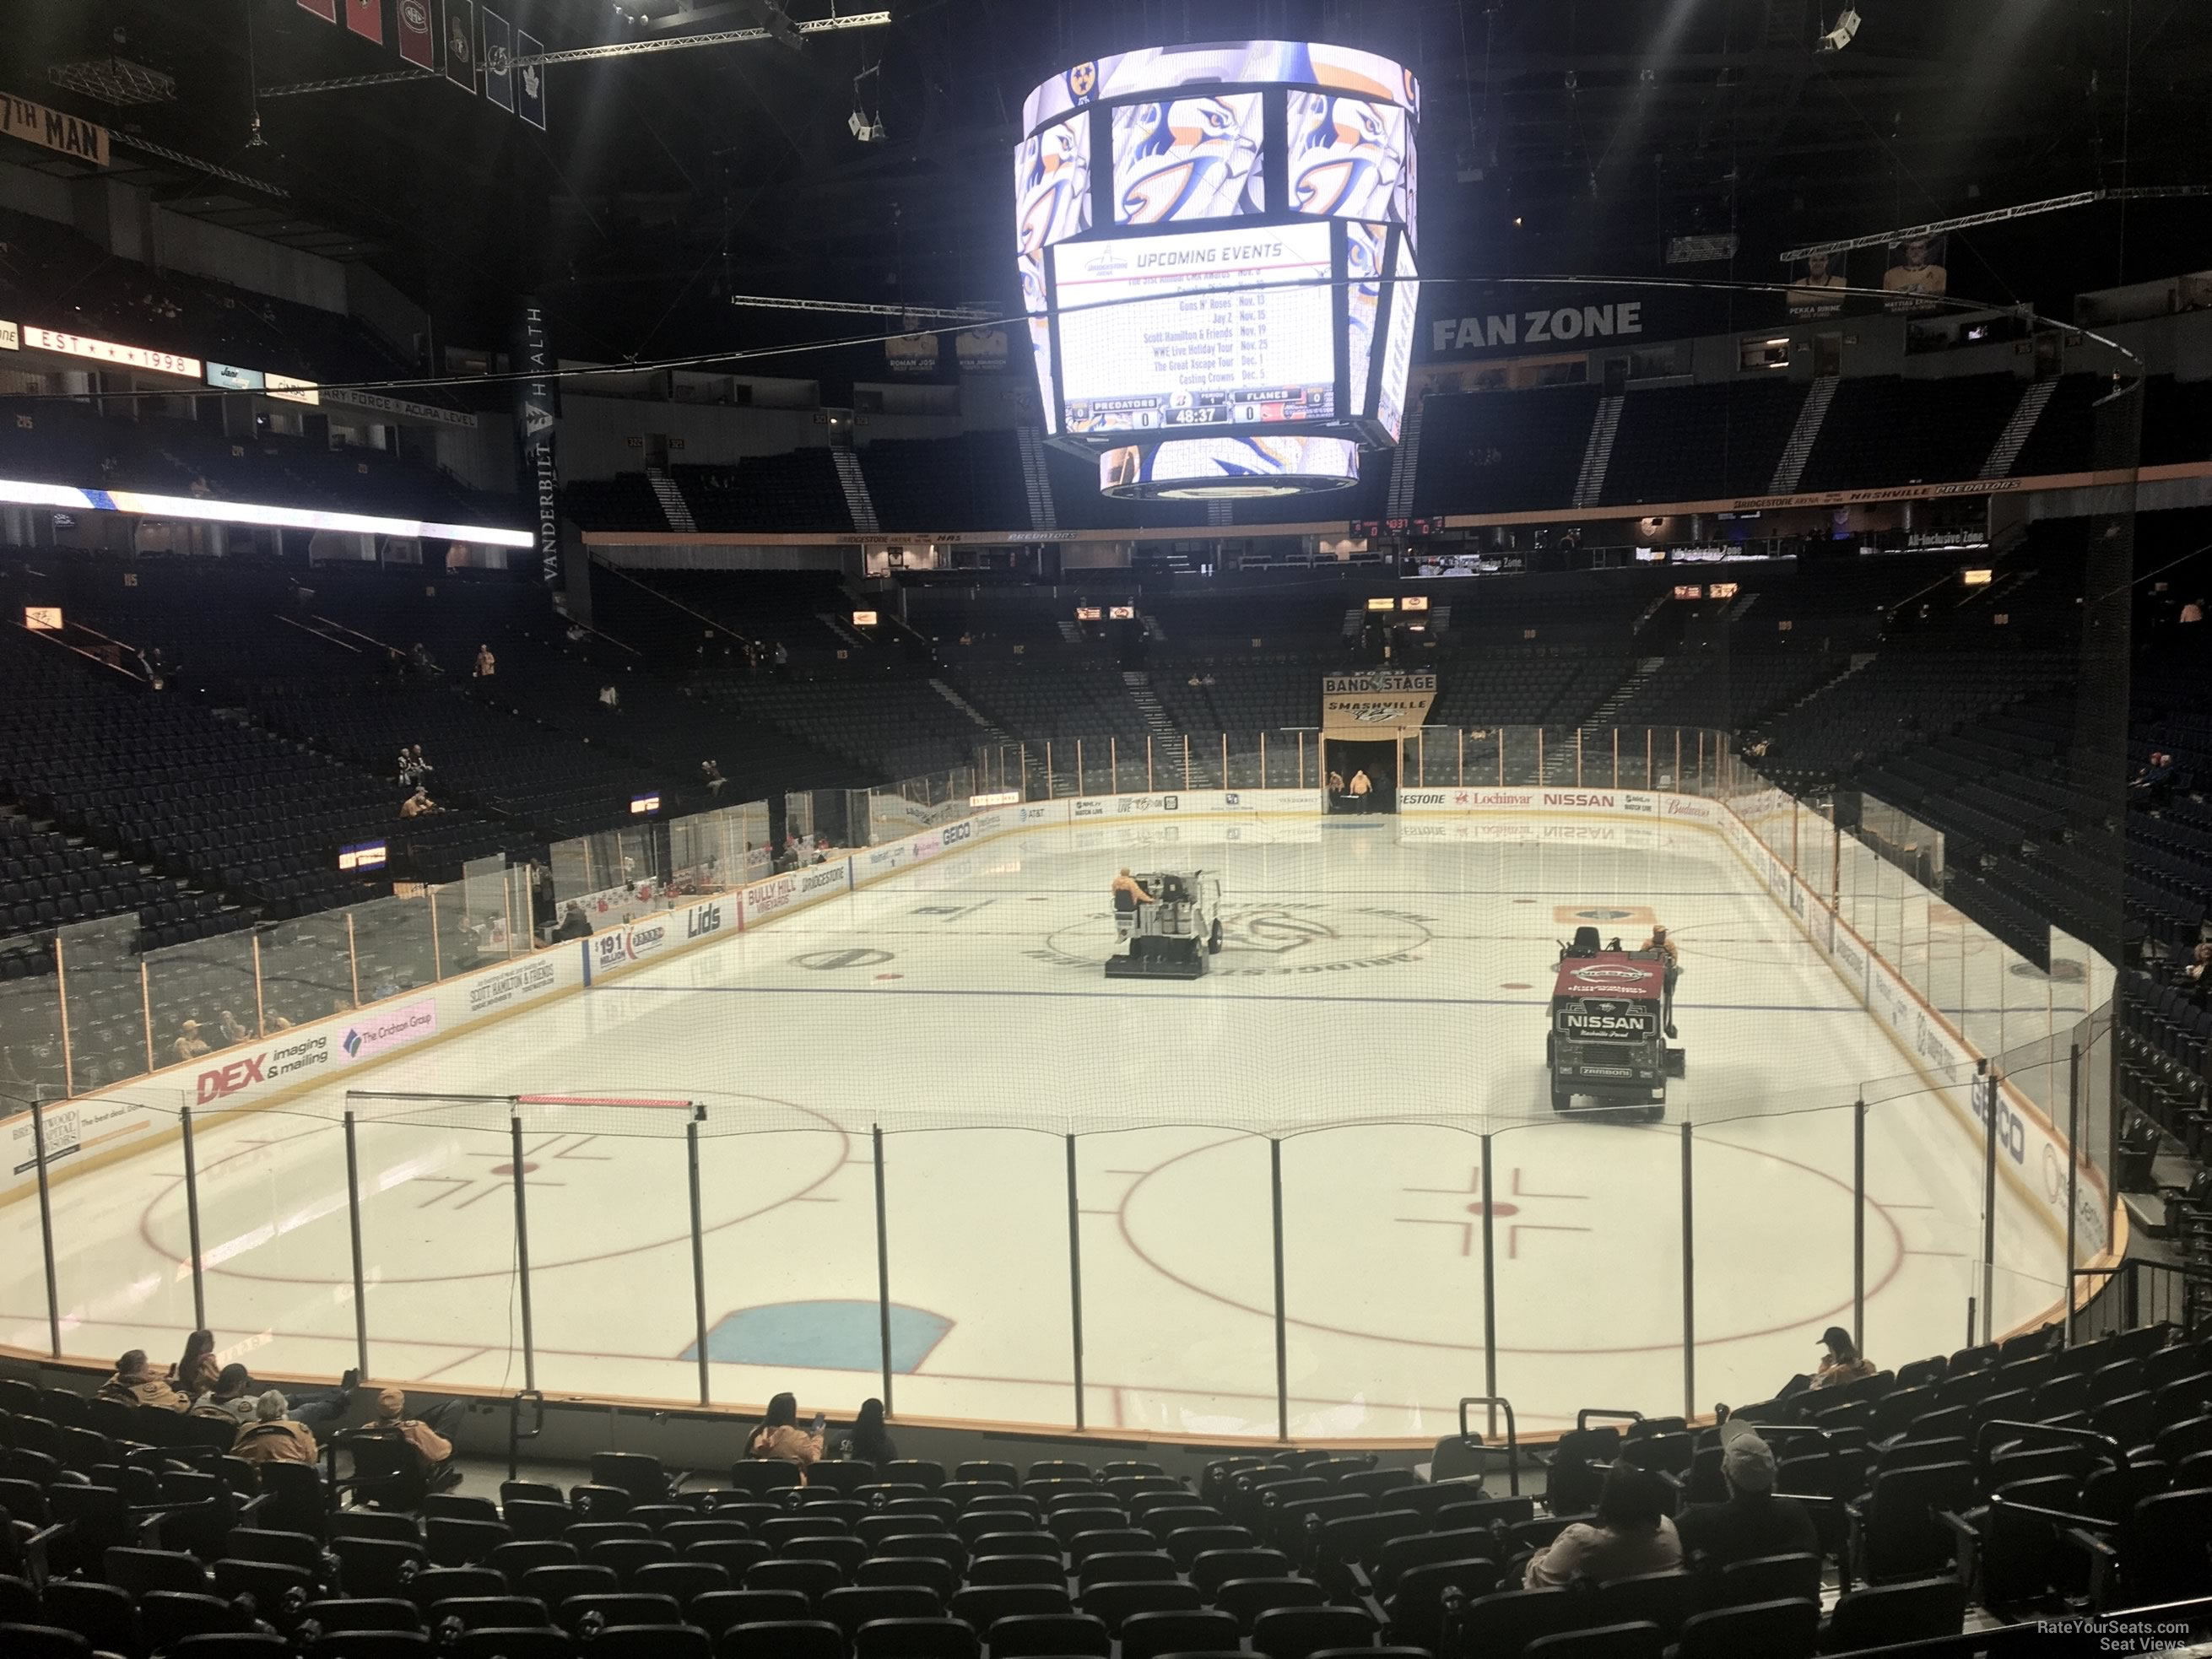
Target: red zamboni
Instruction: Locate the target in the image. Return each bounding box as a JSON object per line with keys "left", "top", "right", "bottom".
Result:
{"left": 1544, "top": 927, "right": 1685, "bottom": 1120}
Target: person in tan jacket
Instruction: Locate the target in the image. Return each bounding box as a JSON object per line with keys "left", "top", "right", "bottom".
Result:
{"left": 744, "top": 1392, "right": 824, "bottom": 1467}
{"left": 233, "top": 1392, "right": 318, "bottom": 1466}
{"left": 97, "top": 1350, "right": 187, "bottom": 1410}
{"left": 370, "top": 1387, "right": 462, "bottom": 1484}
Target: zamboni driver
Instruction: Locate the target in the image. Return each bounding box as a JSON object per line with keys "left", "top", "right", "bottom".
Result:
{"left": 1111, "top": 868, "right": 1156, "bottom": 941}
{"left": 1646, "top": 923, "right": 1682, "bottom": 1040}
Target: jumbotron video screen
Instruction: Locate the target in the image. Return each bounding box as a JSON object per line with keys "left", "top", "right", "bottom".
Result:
{"left": 1014, "top": 40, "right": 1420, "bottom": 493}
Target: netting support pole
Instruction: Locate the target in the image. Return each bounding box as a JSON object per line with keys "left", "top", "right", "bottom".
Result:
{"left": 1458, "top": 728, "right": 1465, "bottom": 786}
{"left": 344, "top": 1110, "right": 370, "bottom": 1380}
{"left": 1612, "top": 727, "right": 1620, "bottom": 788}
{"left": 688, "top": 1113, "right": 711, "bottom": 1407}
{"left": 1852, "top": 1095, "right": 1868, "bottom": 1357}
{"left": 1075, "top": 739, "right": 1083, "bottom": 796}
{"left": 141, "top": 960, "right": 155, "bottom": 1073}
{"left": 2064, "top": 1042, "right": 2081, "bottom": 1344}
{"left": 1680, "top": 1121, "right": 1696, "bottom": 1420}
{"left": 1480, "top": 1136, "right": 1499, "bottom": 1439}
{"left": 1065, "top": 1134, "right": 1086, "bottom": 1429}
{"left": 181, "top": 1105, "right": 206, "bottom": 1331}
{"left": 1146, "top": 737, "right": 1155, "bottom": 793}
{"left": 1977, "top": 1060, "right": 1997, "bottom": 1347}
{"left": 1269, "top": 1138, "right": 1289, "bottom": 1443}
{"left": 511, "top": 1115, "right": 537, "bottom": 1392}
{"left": 54, "top": 935, "right": 73, "bottom": 1099}
{"left": 345, "top": 912, "right": 360, "bottom": 1008}
{"left": 872, "top": 1126, "right": 895, "bottom": 1414}
{"left": 1576, "top": 728, "right": 1583, "bottom": 786}
{"left": 31, "top": 1101, "right": 60, "bottom": 1357}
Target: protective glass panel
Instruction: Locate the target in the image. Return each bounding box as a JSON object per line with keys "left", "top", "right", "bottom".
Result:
{"left": 57, "top": 912, "right": 149, "bottom": 1093}
{"left": 0, "top": 944, "right": 64, "bottom": 1112}
{"left": 1279, "top": 1123, "right": 1482, "bottom": 1442}
{"left": 143, "top": 929, "right": 258, "bottom": 1063}
{"left": 884, "top": 1128, "right": 1074, "bottom": 1428}
{"left": 37, "top": 1094, "right": 190, "bottom": 1364}
{"left": 196, "top": 1108, "right": 360, "bottom": 1382}
{"left": 691, "top": 1116, "right": 879, "bottom": 1417}
{"left": 1692, "top": 1103, "right": 1858, "bottom": 1416}
{"left": 346, "top": 894, "right": 439, "bottom": 1003}
{"left": 259, "top": 911, "right": 360, "bottom": 1029}
{"left": 1488, "top": 1118, "right": 1683, "bottom": 1436}
{"left": 1079, "top": 1128, "right": 1277, "bottom": 1437}
{"left": 353, "top": 1099, "right": 527, "bottom": 1391}
{"left": 461, "top": 855, "right": 519, "bottom": 959}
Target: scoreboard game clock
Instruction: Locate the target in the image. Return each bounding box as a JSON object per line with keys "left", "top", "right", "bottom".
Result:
{"left": 1015, "top": 41, "right": 1420, "bottom": 500}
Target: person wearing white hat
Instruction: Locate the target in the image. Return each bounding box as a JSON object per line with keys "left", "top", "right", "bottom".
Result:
{"left": 1676, "top": 1416, "right": 1820, "bottom": 1572}
{"left": 171, "top": 1020, "right": 209, "bottom": 1065}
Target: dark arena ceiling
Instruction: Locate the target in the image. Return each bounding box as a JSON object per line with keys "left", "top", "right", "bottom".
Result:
{"left": 3, "top": 1, "right": 2207, "bottom": 363}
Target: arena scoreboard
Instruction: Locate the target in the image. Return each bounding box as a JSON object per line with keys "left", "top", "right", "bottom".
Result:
{"left": 1015, "top": 41, "right": 1419, "bottom": 498}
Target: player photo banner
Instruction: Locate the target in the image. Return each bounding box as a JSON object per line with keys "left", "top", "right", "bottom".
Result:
{"left": 516, "top": 31, "right": 547, "bottom": 129}
{"left": 442, "top": 0, "right": 477, "bottom": 92}
{"left": 397, "top": 0, "right": 434, "bottom": 67}
{"left": 1884, "top": 234, "right": 1949, "bottom": 313}
{"left": 1321, "top": 670, "right": 1438, "bottom": 735}
{"left": 481, "top": 8, "right": 514, "bottom": 111}
{"left": 298, "top": 0, "right": 338, "bottom": 21}
{"left": 346, "top": 0, "right": 383, "bottom": 43}
{"left": 1787, "top": 251, "right": 1849, "bottom": 317}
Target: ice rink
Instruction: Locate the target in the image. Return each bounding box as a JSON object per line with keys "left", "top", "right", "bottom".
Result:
{"left": 3, "top": 812, "right": 2079, "bottom": 1440}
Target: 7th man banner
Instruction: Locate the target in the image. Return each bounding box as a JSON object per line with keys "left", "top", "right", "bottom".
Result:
{"left": 1321, "top": 672, "right": 1438, "bottom": 735}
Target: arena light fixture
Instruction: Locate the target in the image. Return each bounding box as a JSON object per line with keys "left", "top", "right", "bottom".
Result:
{"left": 1818, "top": 7, "right": 1861, "bottom": 51}
{"left": 0, "top": 476, "right": 535, "bottom": 548}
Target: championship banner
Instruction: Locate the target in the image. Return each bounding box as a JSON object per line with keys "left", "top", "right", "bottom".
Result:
{"left": 1321, "top": 671, "right": 1438, "bottom": 734}
{"left": 397, "top": 0, "right": 435, "bottom": 68}
{"left": 346, "top": 0, "right": 384, "bottom": 43}
{"left": 481, "top": 8, "right": 514, "bottom": 111}
{"left": 442, "top": 0, "right": 478, "bottom": 92}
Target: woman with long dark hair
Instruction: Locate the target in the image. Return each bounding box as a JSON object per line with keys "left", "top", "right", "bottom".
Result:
{"left": 174, "top": 1330, "right": 219, "bottom": 1399}
{"left": 846, "top": 1397, "right": 896, "bottom": 1467}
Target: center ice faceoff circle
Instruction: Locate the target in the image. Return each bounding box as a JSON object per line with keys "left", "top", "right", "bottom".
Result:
{"left": 1116, "top": 1122, "right": 1902, "bottom": 1354}
{"left": 1030, "top": 900, "right": 1435, "bottom": 974}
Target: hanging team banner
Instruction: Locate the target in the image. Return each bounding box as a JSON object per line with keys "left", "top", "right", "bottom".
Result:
{"left": 443, "top": 0, "right": 477, "bottom": 92}
{"left": 346, "top": 0, "right": 383, "bottom": 42}
{"left": 1321, "top": 671, "right": 1438, "bottom": 735}
{"left": 514, "top": 296, "right": 561, "bottom": 586}
{"left": 481, "top": 9, "right": 514, "bottom": 112}
{"left": 1884, "top": 234, "right": 1950, "bottom": 313}
{"left": 0, "top": 95, "right": 109, "bottom": 167}
{"left": 397, "top": 0, "right": 435, "bottom": 68}
{"left": 516, "top": 31, "right": 547, "bottom": 129}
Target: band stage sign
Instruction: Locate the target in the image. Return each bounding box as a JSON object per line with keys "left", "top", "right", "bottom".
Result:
{"left": 1321, "top": 670, "right": 1438, "bottom": 734}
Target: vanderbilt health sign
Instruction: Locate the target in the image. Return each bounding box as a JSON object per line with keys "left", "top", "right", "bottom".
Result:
{"left": 1322, "top": 672, "right": 1438, "bottom": 735}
